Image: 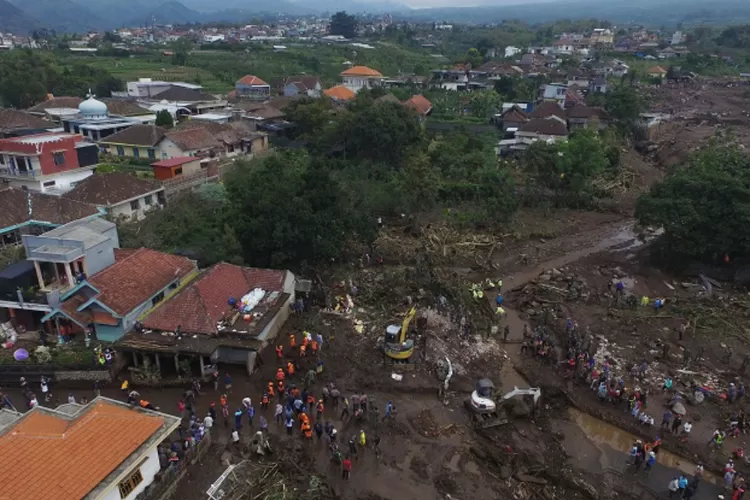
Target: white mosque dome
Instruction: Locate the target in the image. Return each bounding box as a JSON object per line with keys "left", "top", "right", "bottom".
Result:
{"left": 79, "top": 95, "right": 108, "bottom": 119}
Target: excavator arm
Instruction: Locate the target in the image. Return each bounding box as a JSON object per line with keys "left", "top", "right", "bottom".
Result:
{"left": 501, "top": 387, "right": 542, "bottom": 406}
{"left": 400, "top": 307, "right": 417, "bottom": 343}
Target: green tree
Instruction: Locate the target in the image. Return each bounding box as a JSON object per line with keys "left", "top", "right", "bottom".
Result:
{"left": 329, "top": 11, "right": 358, "bottom": 39}
{"left": 155, "top": 110, "right": 174, "bottom": 128}
{"left": 334, "top": 102, "right": 424, "bottom": 166}
{"left": 636, "top": 139, "right": 750, "bottom": 264}
{"left": 465, "top": 48, "right": 483, "bottom": 69}
{"left": 402, "top": 152, "right": 438, "bottom": 212}
{"left": 605, "top": 84, "right": 645, "bottom": 129}
{"left": 468, "top": 90, "right": 501, "bottom": 120}
{"left": 225, "top": 152, "right": 375, "bottom": 267}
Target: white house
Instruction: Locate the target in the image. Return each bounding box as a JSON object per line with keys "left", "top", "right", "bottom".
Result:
{"left": 505, "top": 46, "right": 522, "bottom": 58}
{"left": 62, "top": 172, "right": 165, "bottom": 221}
{"left": 0, "top": 397, "right": 180, "bottom": 500}
{"left": 340, "top": 66, "right": 385, "bottom": 92}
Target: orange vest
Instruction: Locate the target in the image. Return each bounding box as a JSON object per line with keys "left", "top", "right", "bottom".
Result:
{"left": 304, "top": 428, "right": 313, "bottom": 438}
{"left": 287, "top": 363, "right": 295, "bottom": 375}
{"left": 220, "top": 396, "right": 227, "bottom": 406}
{"left": 317, "top": 402, "right": 324, "bottom": 413}
{"left": 290, "top": 335, "right": 296, "bottom": 347}
{"left": 300, "top": 345, "right": 306, "bottom": 356}
{"left": 267, "top": 384, "right": 275, "bottom": 396}
{"left": 312, "top": 341, "right": 318, "bottom": 351}
{"left": 139, "top": 400, "right": 149, "bottom": 408}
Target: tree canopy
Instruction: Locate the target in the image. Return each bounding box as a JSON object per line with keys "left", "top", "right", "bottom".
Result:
{"left": 329, "top": 11, "right": 358, "bottom": 39}
{"left": 636, "top": 140, "right": 750, "bottom": 265}
{"left": 155, "top": 110, "right": 174, "bottom": 128}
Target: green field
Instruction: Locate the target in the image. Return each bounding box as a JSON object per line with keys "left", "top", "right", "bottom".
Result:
{"left": 62, "top": 42, "right": 444, "bottom": 95}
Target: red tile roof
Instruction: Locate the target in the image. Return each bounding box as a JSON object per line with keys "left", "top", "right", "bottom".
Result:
{"left": 88, "top": 248, "right": 197, "bottom": 316}
{"left": 0, "top": 400, "right": 165, "bottom": 500}
{"left": 323, "top": 85, "right": 356, "bottom": 101}
{"left": 151, "top": 156, "right": 199, "bottom": 168}
{"left": 236, "top": 75, "right": 268, "bottom": 86}
{"left": 340, "top": 65, "right": 383, "bottom": 77}
{"left": 403, "top": 94, "right": 432, "bottom": 115}
{"left": 143, "top": 263, "right": 285, "bottom": 335}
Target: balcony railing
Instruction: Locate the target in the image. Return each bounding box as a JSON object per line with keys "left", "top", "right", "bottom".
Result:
{"left": 0, "top": 167, "right": 39, "bottom": 178}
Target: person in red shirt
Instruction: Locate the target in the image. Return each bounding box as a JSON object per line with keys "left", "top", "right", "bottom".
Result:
{"left": 342, "top": 456, "right": 352, "bottom": 479}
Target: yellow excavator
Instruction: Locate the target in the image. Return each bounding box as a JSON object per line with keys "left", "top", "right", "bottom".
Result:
{"left": 383, "top": 307, "right": 417, "bottom": 367}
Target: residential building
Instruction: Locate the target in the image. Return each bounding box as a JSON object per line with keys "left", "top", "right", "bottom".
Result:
{"left": 150, "top": 156, "right": 203, "bottom": 180}
{"left": 117, "top": 262, "right": 295, "bottom": 376}
{"left": 647, "top": 66, "right": 668, "bottom": 79}
{"left": 430, "top": 69, "right": 469, "bottom": 91}
{"left": 505, "top": 46, "right": 522, "bottom": 58}
{"left": 671, "top": 31, "right": 684, "bottom": 45}
{"left": 170, "top": 120, "right": 269, "bottom": 159}
{"left": 61, "top": 96, "right": 149, "bottom": 142}
{"left": 590, "top": 28, "right": 615, "bottom": 45}
{"left": 566, "top": 105, "right": 609, "bottom": 129}
{"left": 541, "top": 84, "right": 568, "bottom": 105}
{"left": 323, "top": 85, "right": 356, "bottom": 102}
{"left": 0, "top": 397, "right": 180, "bottom": 500}
{"left": 147, "top": 86, "right": 227, "bottom": 115}
{"left": 403, "top": 94, "right": 433, "bottom": 118}
{"left": 41, "top": 246, "right": 197, "bottom": 342}
{"left": 235, "top": 75, "right": 271, "bottom": 99}
{"left": 0, "top": 109, "right": 52, "bottom": 138}
{"left": 62, "top": 172, "right": 165, "bottom": 221}
{"left": 26, "top": 96, "right": 83, "bottom": 122}
{"left": 0, "top": 132, "right": 98, "bottom": 194}
{"left": 279, "top": 75, "right": 322, "bottom": 98}
{"left": 340, "top": 66, "right": 385, "bottom": 93}
{"left": 516, "top": 116, "right": 568, "bottom": 142}
{"left": 0, "top": 187, "right": 100, "bottom": 249}
{"left": 588, "top": 77, "right": 607, "bottom": 94}
{"left": 499, "top": 105, "right": 529, "bottom": 132}
{"left": 97, "top": 125, "right": 168, "bottom": 160}
{"left": 529, "top": 100, "right": 566, "bottom": 120}
{"left": 126, "top": 78, "right": 203, "bottom": 98}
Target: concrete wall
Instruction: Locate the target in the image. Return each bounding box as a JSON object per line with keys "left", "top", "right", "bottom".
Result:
{"left": 96, "top": 322, "right": 124, "bottom": 343}
{"left": 55, "top": 369, "right": 112, "bottom": 382}
{"left": 157, "top": 138, "right": 189, "bottom": 160}
{"left": 109, "top": 191, "right": 163, "bottom": 222}
{"left": 85, "top": 239, "right": 118, "bottom": 276}
{"left": 216, "top": 346, "right": 251, "bottom": 364}
{"left": 100, "top": 447, "right": 161, "bottom": 500}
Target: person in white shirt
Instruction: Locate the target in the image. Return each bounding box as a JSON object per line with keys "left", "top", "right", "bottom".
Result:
{"left": 204, "top": 414, "right": 214, "bottom": 430}
{"left": 682, "top": 421, "right": 692, "bottom": 436}
{"left": 231, "top": 429, "right": 240, "bottom": 447}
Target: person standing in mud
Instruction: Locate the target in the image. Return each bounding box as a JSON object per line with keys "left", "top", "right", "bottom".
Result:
{"left": 503, "top": 325, "right": 510, "bottom": 343}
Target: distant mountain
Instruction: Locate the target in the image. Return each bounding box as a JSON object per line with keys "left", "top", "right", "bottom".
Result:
{"left": 126, "top": 1, "right": 203, "bottom": 27}
{"left": 290, "top": 0, "right": 410, "bottom": 14}
{"left": 8, "top": 0, "right": 105, "bottom": 33}
{"left": 179, "top": 0, "right": 315, "bottom": 15}
{"left": 404, "top": 0, "right": 750, "bottom": 26}
{"left": 0, "top": 0, "right": 42, "bottom": 34}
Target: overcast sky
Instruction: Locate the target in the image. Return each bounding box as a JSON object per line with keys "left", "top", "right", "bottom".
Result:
{"left": 405, "top": 0, "right": 549, "bottom": 8}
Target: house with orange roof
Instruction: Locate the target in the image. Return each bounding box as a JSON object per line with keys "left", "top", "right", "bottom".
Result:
{"left": 323, "top": 85, "right": 356, "bottom": 102}
{"left": 0, "top": 397, "right": 180, "bottom": 500}
{"left": 235, "top": 74, "right": 271, "bottom": 99}
{"left": 340, "top": 65, "right": 385, "bottom": 93}
{"left": 403, "top": 94, "right": 433, "bottom": 117}
{"left": 647, "top": 65, "right": 667, "bottom": 79}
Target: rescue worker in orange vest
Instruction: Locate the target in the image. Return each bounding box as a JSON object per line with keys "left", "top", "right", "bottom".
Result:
{"left": 311, "top": 340, "right": 319, "bottom": 355}
{"left": 277, "top": 379, "right": 285, "bottom": 395}
{"left": 276, "top": 368, "right": 285, "bottom": 381}
{"left": 303, "top": 421, "right": 313, "bottom": 440}
{"left": 140, "top": 399, "right": 155, "bottom": 410}
{"left": 287, "top": 361, "right": 295, "bottom": 378}
{"left": 267, "top": 382, "right": 275, "bottom": 398}
{"left": 220, "top": 394, "right": 228, "bottom": 407}
{"left": 299, "top": 412, "right": 310, "bottom": 428}
{"left": 289, "top": 334, "right": 296, "bottom": 348}
{"left": 276, "top": 345, "right": 283, "bottom": 358}
{"left": 300, "top": 344, "right": 307, "bottom": 357}
{"left": 316, "top": 399, "right": 324, "bottom": 420}
{"left": 261, "top": 392, "right": 270, "bottom": 410}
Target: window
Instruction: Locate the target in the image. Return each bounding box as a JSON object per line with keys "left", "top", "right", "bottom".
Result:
{"left": 118, "top": 468, "right": 143, "bottom": 499}
{"left": 169, "top": 280, "right": 180, "bottom": 290}
{"left": 147, "top": 149, "right": 156, "bottom": 160}
{"left": 151, "top": 291, "right": 165, "bottom": 306}
{"left": 53, "top": 152, "right": 65, "bottom": 166}
{"left": 174, "top": 167, "right": 183, "bottom": 176}
{"left": 133, "top": 147, "right": 140, "bottom": 158}
{"left": 161, "top": 152, "right": 168, "bottom": 159}
{"left": 116, "top": 146, "right": 125, "bottom": 157}
{"left": 130, "top": 199, "right": 140, "bottom": 211}
{"left": 0, "top": 155, "right": 4, "bottom": 165}
{"left": 144, "top": 195, "right": 153, "bottom": 206}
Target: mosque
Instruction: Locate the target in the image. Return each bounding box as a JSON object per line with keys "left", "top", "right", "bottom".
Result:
{"left": 61, "top": 94, "right": 155, "bottom": 142}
